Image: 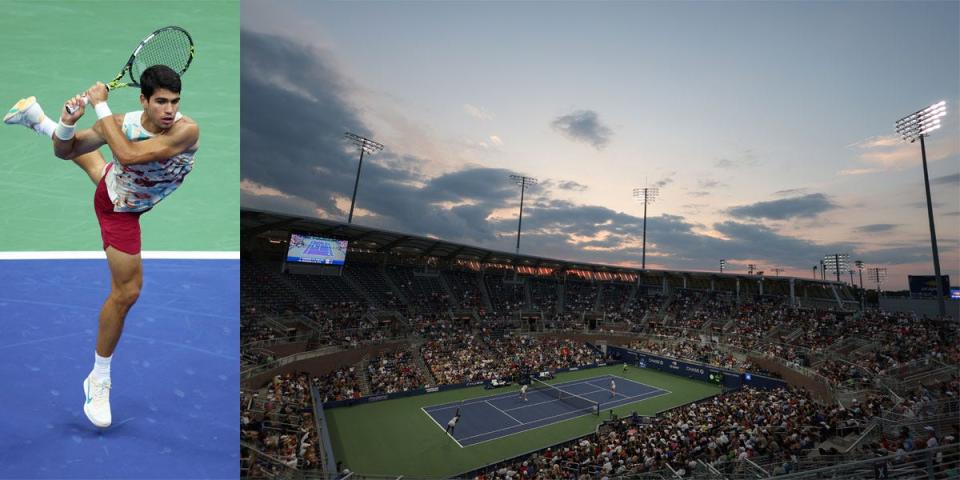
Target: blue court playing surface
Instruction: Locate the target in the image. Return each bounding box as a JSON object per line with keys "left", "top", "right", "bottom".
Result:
{"left": 423, "top": 375, "right": 669, "bottom": 447}
{"left": 0, "top": 259, "right": 238, "bottom": 478}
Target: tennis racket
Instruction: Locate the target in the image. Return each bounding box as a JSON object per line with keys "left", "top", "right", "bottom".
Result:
{"left": 66, "top": 26, "right": 194, "bottom": 114}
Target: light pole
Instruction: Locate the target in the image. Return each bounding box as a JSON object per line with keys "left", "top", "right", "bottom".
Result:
{"left": 747, "top": 264, "right": 756, "bottom": 275}
{"left": 720, "top": 259, "right": 726, "bottom": 273}
{"left": 812, "top": 265, "right": 818, "bottom": 280}
{"left": 774, "top": 267, "right": 784, "bottom": 277}
{"left": 896, "top": 100, "right": 948, "bottom": 317}
{"left": 855, "top": 260, "right": 865, "bottom": 309}
{"left": 868, "top": 267, "right": 887, "bottom": 308}
{"left": 344, "top": 132, "right": 384, "bottom": 224}
{"left": 823, "top": 254, "right": 849, "bottom": 283}
{"left": 632, "top": 187, "right": 660, "bottom": 270}
{"left": 510, "top": 175, "right": 537, "bottom": 254}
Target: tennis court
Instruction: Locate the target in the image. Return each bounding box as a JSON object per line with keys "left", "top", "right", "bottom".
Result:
{"left": 0, "top": 258, "right": 238, "bottom": 478}
{"left": 325, "top": 365, "right": 720, "bottom": 477}
{"left": 423, "top": 375, "right": 668, "bottom": 447}
{"left": 0, "top": 2, "right": 239, "bottom": 478}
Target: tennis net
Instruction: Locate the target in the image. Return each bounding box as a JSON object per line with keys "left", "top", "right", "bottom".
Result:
{"left": 529, "top": 378, "right": 600, "bottom": 415}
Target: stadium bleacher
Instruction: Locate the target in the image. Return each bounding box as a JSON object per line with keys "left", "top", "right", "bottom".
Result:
{"left": 240, "top": 209, "right": 958, "bottom": 479}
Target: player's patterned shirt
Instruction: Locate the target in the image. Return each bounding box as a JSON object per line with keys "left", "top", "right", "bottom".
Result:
{"left": 105, "top": 110, "right": 195, "bottom": 213}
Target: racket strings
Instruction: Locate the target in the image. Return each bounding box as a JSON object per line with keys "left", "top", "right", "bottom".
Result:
{"left": 130, "top": 29, "right": 193, "bottom": 81}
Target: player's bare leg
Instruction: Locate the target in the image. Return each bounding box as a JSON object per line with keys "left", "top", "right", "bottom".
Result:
{"left": 5, "top": 97, "right": 107, "bottom": 185}
{"left": 97, "top": 246, "right": 143, "bottom": 356}
{"left": 84, "top": 246, "right": 142, "bottom": 428}
{"left": 73, "top": 151, "right": 108, "bottom": 185}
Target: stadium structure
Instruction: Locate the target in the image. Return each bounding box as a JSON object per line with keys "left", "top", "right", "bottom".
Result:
{"left": 240, "top": 208, "right": 959, "bottom": 479}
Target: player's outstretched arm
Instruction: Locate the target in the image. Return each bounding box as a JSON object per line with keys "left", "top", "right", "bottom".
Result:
{"left": 53, "top": 94, "right": 107, "bottom": 160}
{"left": 94, "top": 116, "right": 198, "bottom": 166}
{"left": 87, "top": 82, "right": 199, "bottom": 166}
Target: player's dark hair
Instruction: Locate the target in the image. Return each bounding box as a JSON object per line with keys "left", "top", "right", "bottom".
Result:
{"left": 140, "top": 65, "right": 181, "bottom": 99}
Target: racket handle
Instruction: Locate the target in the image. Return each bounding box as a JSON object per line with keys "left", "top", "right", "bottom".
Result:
{"left": 65, "top": 96, "right": 90, "bottom": 115}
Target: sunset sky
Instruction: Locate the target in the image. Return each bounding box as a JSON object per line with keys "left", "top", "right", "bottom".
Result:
{"left": 241, "top": 1, "right": 959, "bottom": 290}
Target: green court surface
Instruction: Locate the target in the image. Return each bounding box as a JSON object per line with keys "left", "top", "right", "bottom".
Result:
{"left": 0, "top": 1, "right": 238, "bottom": 251}
{"left": 325, "top": 365, "right": 721, "bottom": 477}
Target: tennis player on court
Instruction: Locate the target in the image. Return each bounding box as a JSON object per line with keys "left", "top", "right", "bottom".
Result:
{"left": 610, "top": 378, "right": 617, "bottom": 399}
{"left": 520, "top": 383, "right": 528, "bottom": 402}
{"left": 4, "top": 65, "right": 199, "bottom": 429}
{"left": 445, "top": 410, "right": 461, "bottom": 434}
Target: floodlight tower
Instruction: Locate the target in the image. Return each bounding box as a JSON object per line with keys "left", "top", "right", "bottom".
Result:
{"left": 344, "top": 132, "right": 385, "bottom": 224}
{"left": 896, "top": 100, "right": 948, "bottom": 317}
{"left": 868, "top": 267, "right": 888, "bottom": 307}
{"left": 823, "top": 254, "right": 849, "bottom": 283}
{"left": 720, "top": 259, "right": 726, "bottom": 273}
{"left": 510, "top": 175, "right": 537, "bottom": 254}
{"left": 855, "top": 260, "right": 865, "bottom": 309}
{"left": 633, "top": 186, "right": 660, "bottom": 270}
{"left": 747, "top": 264, "right": 756, "bottom": 275}
{"left": 774, "top": 267, "right": 784, "bottom": 277}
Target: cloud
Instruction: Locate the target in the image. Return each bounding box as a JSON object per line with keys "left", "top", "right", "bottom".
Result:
{"left": 489, "top": 135, "right": 503, "bottom": 146}
{"left": 839, "top": 168, "right": 882, "bottom": 176}
{"left": 653, "top": 173, "right": 675, "bottom": 189}
{"left": 932, "top": 173, "right": 959, "bottom": 186}
{"left": 846, "top": 133, "right": 959, "bottom": 173}
{"left": 689, "top": 191, "right": 710, "bottom": 197}
{"left": 550, "top": 110, "right": 612, "bottom": 149}
{"left": 774, "top": 188, "right": 808, "bottom": 197}
{"left": 464, "top": 104, "right": 494, "bottom": 121}
{"left": 854, "top": 224, "right": 898, "bottom": 234}
{"left": 727, "top": 193, "right": 838, "bottom": 220}
{"left": 908, "top": 200, "right": 946, "bottom": 209}
{"left": 714, "top": 150, "right": 759, "bottom": 169}
{"left": 557, "top": 180, "right": 588, "bottom": 192}
{"left": 240, "top": 28, "right": 945, "bottom": 282}
{"left": 698, "top": 179, "right": 725, "bottom": 189}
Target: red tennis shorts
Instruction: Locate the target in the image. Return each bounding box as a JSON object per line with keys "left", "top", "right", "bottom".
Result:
{"left": 94, "top": 164, "right": 144, "bottom": 255}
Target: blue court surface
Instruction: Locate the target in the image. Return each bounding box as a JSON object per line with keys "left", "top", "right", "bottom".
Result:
{"left": 0, "top": 259, "right": 239, "bottom": 479}
{"left": 423, "top": 375, "right": 669, "bottom": 447}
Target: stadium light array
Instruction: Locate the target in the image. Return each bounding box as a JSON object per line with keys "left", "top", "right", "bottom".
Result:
{"left": 855, "top": 260, "right": 865, "bottom": 309}
{"left": 896, "top": 101, "right": 948, "bottom": 317}
{"left": 344, "top": 132, "right": 385, "bottom": 224}
{"left": 822, "top": 254, "right": 849, "bottom": 283}
{"left": 632, "top": 187, "right": 659, "bottom": 270}
{"left": 720, "top": 259, "right": 726, "bottom": 273}
{"left": 868, "top": 266, "right": 888, "bottom": 302}
{"left": 510, "top": 175, "right": 538, "bottom": 255}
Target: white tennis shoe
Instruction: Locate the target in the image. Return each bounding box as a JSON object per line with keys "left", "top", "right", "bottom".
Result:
{"left": 4, "top": 96, "right": 47, "bottom": 135}
{"left": 83, "top": 374, "right": 112, "bottom": 428}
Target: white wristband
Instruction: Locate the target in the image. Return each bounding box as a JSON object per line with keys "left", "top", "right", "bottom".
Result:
{"left": 94, "top": 102, "right": 113, "bottom": 120}
{"left": 55, "top": 120, "right": 75, "bottom": 141}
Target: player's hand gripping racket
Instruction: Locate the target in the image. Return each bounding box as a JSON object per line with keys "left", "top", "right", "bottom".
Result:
{"left": 66, "top": 26, "right": 194, "bottom": 114}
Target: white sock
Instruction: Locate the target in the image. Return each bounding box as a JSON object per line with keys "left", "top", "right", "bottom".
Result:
{"left": 92, "top": 352, "right": 112, "bottom": 381}
{"left": 34, "top": 116, "right": 56, "bottom": 138}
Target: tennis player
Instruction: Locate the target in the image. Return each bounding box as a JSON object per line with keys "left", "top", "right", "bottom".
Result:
{"left": 623, "top": 362, "right": 628, "bottom": 373}
{"left": 4, "top": 65, "right": 199, "bottom": 429}
{"left": 520, "top": 383, "right": 528, "bottom": 401}
{"left": 445, "top": 411, "right": 461, "bottom": 434}
{"left": 610, "top": 378, "right": 617, "bottom": 399}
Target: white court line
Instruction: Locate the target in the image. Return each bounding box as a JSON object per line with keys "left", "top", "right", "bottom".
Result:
{"left": 423, "top": 376, "right": 602, "bottom": 413}
{"left": 601, "top": 389, "right": 672, "bottom": 411}
{"left": 420, "top": 406, "right": 464, "bottom": 448}
{"left": 485, "top": 400, "right": 523, "bottom": 425}
{"left": 0, "top": 251, "right": 239, "bottom": 260}
{"left": 502, "top": 387, "right": 607, "bottom": 413}
{"left": 461, "top": 388, "right": 677, "bottom": 448}
{"left": 458, "top": 404, "right": 595, "bottom": 443}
